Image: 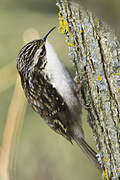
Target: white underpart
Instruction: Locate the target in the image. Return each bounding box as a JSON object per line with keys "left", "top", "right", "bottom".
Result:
{"left": 46, "top": 41, "right": 83, "bottom": 138}
{"left": 45, "top": 41, "right": 80, "bottom": 114}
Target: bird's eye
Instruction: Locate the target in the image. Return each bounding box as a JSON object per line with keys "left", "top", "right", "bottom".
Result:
{"left": 39, "top": 45, "right": 45, "bottom": 57}
{"left": 40, "top": 51, "right": 44, "bottom": 56}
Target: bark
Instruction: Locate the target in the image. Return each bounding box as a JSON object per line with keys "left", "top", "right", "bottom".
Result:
{"left": 56, "top": 0, "right": 120, "bottom": 179}
{"left": 71, "top": 0, "right": 120, "bottom": 38}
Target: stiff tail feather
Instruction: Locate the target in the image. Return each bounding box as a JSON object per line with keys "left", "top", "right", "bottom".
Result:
{"left": 73, "top": 135, "right": 102, "bottom": 173}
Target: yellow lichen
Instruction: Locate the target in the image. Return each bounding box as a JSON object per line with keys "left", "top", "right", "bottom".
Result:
{"left": 65, "top": 34, "right": 74, "bottom": 47}
{"left": 104, "top": 158, "right": 108, "bottom": 162}
{"left": 63, "top": 20, "right": 69, "bottom": 33}
{"left": 58, "top": 12, "right": 65, "bottom": 34}
{"left": 58, "top": 12, "right": 74, "bottom": 47}
{"left": 94, "top": 18, "right": 99, "bottom": 24}
{"left": 115, "top": 71, "right": 119, "bottom": 76}
{"left": 103, "top": 168, "right": 109, "bottom": 180}
{"left": 58, "top": 12, "right": 69, "bottom": 34}
{"left": 118, "top": 168, "right": 120, "bottom": 172}
{"left": 97, "top": 76, "right": 104, "bottom": 81}
{"left": 118, "top": 88, "right": 120, "bottom": 94}
{"left": 67, "top": 41, "right": 74, "bottom": 47}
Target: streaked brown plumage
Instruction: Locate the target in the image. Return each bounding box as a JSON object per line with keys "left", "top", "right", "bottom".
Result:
{"left": 16, "top": 27, "right": 101, "bottom": 172}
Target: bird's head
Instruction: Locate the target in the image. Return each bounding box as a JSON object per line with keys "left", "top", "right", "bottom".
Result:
{"left": 16, "top": 26, "right": 56, "bottom": 75}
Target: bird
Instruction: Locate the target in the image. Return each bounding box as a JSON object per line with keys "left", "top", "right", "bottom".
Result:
{"left": 16, "top": 26, "right": 101, "bottom": 172}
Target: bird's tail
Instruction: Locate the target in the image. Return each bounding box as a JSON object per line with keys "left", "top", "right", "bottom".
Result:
{"left": 73, "top": 135, "right": 102, "bottom": 173}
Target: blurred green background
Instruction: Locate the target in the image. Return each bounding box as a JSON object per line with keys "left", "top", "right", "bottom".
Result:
{"left": 0, "top": 0, "right": 101, "bottom": 180}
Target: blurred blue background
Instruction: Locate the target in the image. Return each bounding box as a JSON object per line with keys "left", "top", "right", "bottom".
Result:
{"left": 0, "top": 1, "right": 101, "bottom": 180}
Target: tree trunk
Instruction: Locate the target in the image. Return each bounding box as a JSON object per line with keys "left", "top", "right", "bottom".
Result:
{"left": 56, "top": 0, "right": 120, "bottom": 179}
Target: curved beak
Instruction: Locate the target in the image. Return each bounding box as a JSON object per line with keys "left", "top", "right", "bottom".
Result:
{"left": 42, "top": 26, "right": 56, "bottom": 42}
